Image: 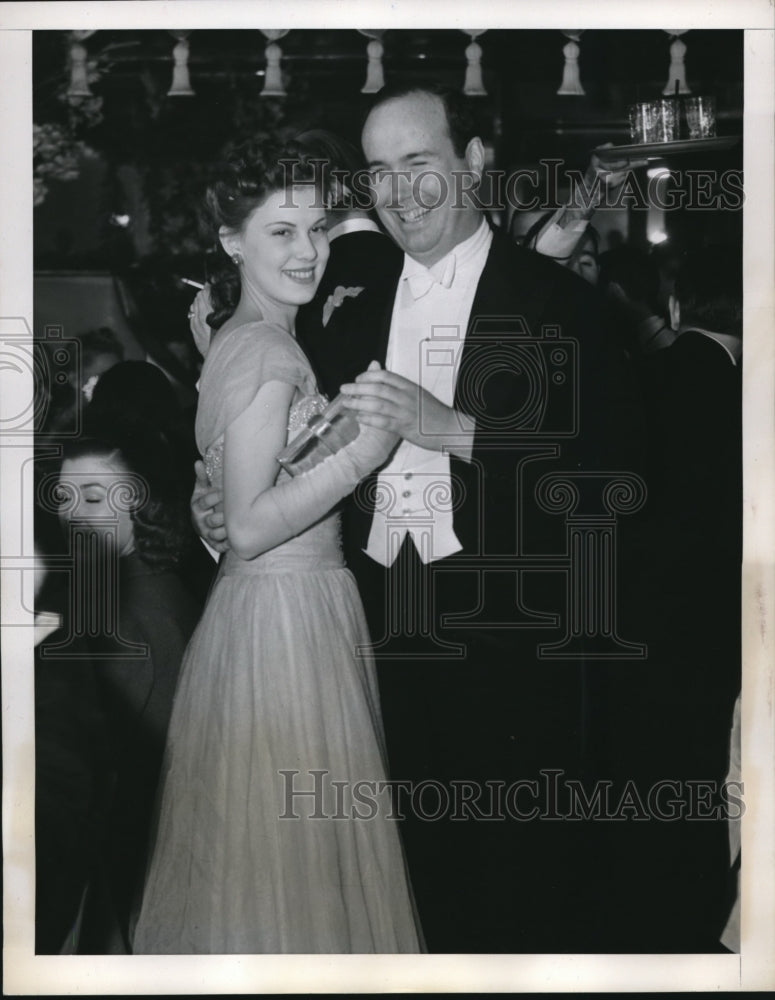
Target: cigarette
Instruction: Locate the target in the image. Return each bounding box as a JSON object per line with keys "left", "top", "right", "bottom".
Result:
{"left": 180, "top": 277, "right": 205, "bottom": 289}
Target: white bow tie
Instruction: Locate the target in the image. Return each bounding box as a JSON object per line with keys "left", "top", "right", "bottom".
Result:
{"left": 404, "top": 254, "right": 456, "bottom": 300}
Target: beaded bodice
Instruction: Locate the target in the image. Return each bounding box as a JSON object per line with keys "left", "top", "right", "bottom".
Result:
{"left": 203, "top": 390, "right": 328, "bottom": 488}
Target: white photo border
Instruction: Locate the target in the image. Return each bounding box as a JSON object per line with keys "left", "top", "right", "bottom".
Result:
{"left": 2, "top": 0, "right": 773, "bottom": 993}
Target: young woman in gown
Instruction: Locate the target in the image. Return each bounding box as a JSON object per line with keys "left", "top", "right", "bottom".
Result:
{"left": 132, "top": 140, "right": 423, "bottom": 954}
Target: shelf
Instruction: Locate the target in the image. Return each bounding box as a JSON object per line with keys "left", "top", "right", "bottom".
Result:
{"left": 593, "top": 136, "right": 740, "bottom": 162}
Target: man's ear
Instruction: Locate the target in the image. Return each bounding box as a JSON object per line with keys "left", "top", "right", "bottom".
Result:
{"left": 219, "top": 225, "right": 240, "bottom": 259}
{"left": 668, "top": 293, "right": 680, "bottom": 331}
{"left": 464, "top": 136, "right": 486, "bottom": 180}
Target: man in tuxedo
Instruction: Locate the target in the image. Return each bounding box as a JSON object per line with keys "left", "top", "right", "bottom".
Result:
{"left": 193, "top": 86, "right": 644, "bottom": 951}
{"left": 297, "top": 84, "right": 644, "bottom": 952}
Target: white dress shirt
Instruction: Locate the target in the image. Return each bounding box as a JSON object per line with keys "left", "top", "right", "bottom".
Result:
{"left": 365, "top": 218, "right": 493, "bottom": 567}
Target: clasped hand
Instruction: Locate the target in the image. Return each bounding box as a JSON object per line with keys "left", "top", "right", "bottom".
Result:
{"left": 339, "top": 366, "right": 460, "bottom": 452}
{"left": 189, "top": 364, "right": 405, "bottom": 553}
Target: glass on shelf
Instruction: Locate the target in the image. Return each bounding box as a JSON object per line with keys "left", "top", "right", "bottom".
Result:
{"left": 628, "top": 100, "right": 678, "bottom": 144}
{"left": 683, "top": 95, "right": 716, "bottom": 139}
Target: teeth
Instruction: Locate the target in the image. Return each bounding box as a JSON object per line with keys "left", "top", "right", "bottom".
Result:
{"left": 398, "top": 207, "right": 430, "bottom": 223}
{"left": 286, "top": 269, "right": 314, "bottom": 278}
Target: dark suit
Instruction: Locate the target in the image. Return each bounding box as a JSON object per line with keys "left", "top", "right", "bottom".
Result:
{"left": 78, "top": 552, "right": 202, "bottom": 952}
{"left": 590, "top": 328, "right": 742, "bottom": 952}
{"left": 301, "top": 226, "right": 647, "bottom": 952}
{"left": 296, "top": 225, "right": 403, "bottom": 398}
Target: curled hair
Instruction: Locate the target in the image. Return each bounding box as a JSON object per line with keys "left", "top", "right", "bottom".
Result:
{"left": 59, "top": 434, "right": 192, "bottom": 572}
{"left": 203, "top": 137, "right": 326, "bottom": 330}
{"left": 293, "top": 128, "right": 369, "bottom": 209}
{"left": 364, "top": 83, "right": 480, "bottom": 158}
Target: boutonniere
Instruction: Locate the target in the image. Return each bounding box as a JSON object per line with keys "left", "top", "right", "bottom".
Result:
{"left": 322, "top": 285, "right": 365, "bottom": 327}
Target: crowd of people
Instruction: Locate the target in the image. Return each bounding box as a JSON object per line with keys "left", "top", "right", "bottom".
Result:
{"left": 34, "top": 82, "right": 742, "bottom": 955}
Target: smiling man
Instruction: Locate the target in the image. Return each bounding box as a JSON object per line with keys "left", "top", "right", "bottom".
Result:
{"left": 362, "top": 88, "right": 485, "bottom": 267}
{"left": 328, "top": 83, "right": 644, "bottom": 953}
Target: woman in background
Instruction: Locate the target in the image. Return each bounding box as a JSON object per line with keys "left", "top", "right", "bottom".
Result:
{"left": 54, "top": 431, "right": 202, "bottom": 952}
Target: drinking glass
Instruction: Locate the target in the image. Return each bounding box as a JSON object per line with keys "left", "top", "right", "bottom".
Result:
{"left": 628, "top": 102, "right": 657, "bottom": 144}
{"left": 652, "top": 99, "right": 678, "bottom": 142}
{"left": 628, "top": 100, "right": 678, "bottom": 143}
{"left": 683, "top": 95, "right": 716, "bottom": 139}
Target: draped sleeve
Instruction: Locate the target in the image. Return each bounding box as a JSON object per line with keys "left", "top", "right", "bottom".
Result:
{"left": 194, "top": 322, "right": 317, "bottom": 455}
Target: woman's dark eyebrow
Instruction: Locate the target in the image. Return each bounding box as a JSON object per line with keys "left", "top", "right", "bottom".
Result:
{"left": 264, "top": 216, "right": 328, "bottom": 229}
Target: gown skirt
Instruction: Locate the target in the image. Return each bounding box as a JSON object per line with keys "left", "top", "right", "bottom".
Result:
{"left": 133, "top": 320, "right": 422, "bottom": 953}
{"left": 132, "top": 520, "right": 423, "bottom": 954}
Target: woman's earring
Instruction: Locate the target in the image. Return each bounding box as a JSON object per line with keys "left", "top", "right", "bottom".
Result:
{"left": 231, "top": 251, "right": 243, "bottom": 267}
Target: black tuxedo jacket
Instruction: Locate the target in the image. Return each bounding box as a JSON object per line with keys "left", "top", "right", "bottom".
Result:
{"left": 296, "top": 226, "right": 403, "bottom": 398}
{"left": 301, "top": 226, "right": 644, "bottom": 569}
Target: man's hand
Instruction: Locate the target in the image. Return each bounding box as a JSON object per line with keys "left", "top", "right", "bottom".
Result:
{"left": 578, "top": 144, "right": 650, "bottom": 211}
{"left": 191, "top": 460, "right": 229, "bottom": 553}
{"left": 190, "top": 285, "right": 215, "bottom": 360}
{"left": 340, "top": 363, "right": 474, "bottom": 458}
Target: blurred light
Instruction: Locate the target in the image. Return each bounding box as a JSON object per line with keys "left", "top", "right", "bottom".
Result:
{"left": 81, "top": 374, "right": 99, "bottom": 402}
{"left": 647, "top": 166, "right": 671, "bottom": 180}
{"left": 648, "top": 231, "right": 669, "bottom": 245}
{"left": 109, "top": 214, "right": 131, "bottom": 228}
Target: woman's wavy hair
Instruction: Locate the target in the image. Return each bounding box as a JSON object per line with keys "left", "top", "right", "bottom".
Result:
{"left": 202, "top": 136, "right": 327, "bottom": 330}
{"left": 59, "top": 434, "right": 192, "bottom": 572}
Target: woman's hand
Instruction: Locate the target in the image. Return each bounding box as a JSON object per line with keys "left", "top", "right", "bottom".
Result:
{"left": 190, "top": 286, "right": 215, "bottom": 360}
{"left": 343, "top": 419, "right": 400, "bottom": 476}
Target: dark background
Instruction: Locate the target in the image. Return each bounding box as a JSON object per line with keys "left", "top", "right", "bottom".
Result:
{"left": 33, "top": 28, "right": 743, "bottom": 265}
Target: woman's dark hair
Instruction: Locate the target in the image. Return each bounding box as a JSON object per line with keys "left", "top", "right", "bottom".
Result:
{"left": 293, "top": 128, "right": 366, "bottom": 200}
{"left": 59, "top": 434, "right": 192, "bottom": 572}
{"left": 364, "top": 83, "right": 479, "bottom": 158}
{"left": 86, "top": 361, "right": 180, "bottom": 440}
{"left": 85, "top": 360, "right": 198, "bottom": 493}
{"left": 572, "top": 224, "right": 600, "bottom": 261}
{"left": 203, "top": 136, "right": 326, "bottom": 330}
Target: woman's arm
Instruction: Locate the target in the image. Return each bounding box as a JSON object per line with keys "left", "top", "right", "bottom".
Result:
{"left": 222, "top": 379, "right": 397, "bottom": 561}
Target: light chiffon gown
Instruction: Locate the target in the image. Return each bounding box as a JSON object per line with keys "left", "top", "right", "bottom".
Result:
{"left": 133, "top": 322, "right": 423, "bottom": 954}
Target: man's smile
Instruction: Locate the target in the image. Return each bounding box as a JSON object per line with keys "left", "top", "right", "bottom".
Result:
{"left": 396, "top": 206, "right": 432, "bottom": 225}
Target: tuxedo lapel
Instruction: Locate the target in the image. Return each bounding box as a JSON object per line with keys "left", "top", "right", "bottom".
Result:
{"left": 373, "top": 271, "right": 399, "bottom": 367}
{"left": 455, "top": 234, "right": 552, "bottom": 411}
